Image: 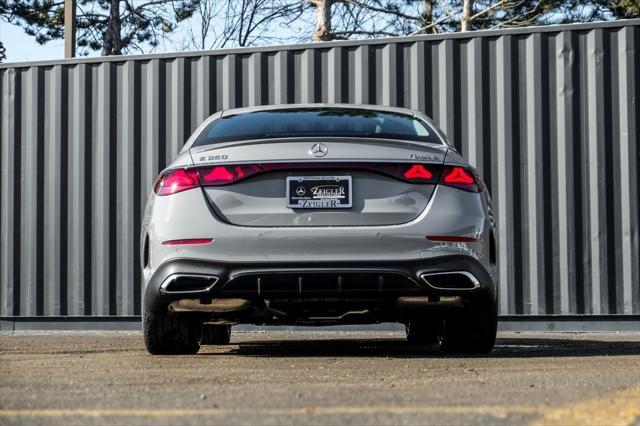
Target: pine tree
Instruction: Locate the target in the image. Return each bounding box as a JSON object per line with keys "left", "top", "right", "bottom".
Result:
{"left": 2, "top": 0, "right": 199, "bottom": 56}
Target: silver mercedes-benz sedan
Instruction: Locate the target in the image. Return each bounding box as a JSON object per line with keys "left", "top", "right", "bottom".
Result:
{"left": 141, "top": 104, "right": 498, "bottom": 355}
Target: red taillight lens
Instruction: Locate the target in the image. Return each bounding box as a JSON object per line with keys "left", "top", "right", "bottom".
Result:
{"left": 375, "top": 164, "right": 439, "bottom": 183}
{"left": 199, "top": 164, "right": 262, "bottom": 186}
{"left": 443, "top": 166, "right": 474, "bottom": 184}
{"left": 441, "top": 166, "right": 479, "bottom": 192}
{"left": 404, "top": 164, "right": 433, "bottom": 180}
{"left": 154, "top": 168, "right": 200, "bottom": 196}
{"left": 201, "top": 166, "right": 235, "bottom": 184}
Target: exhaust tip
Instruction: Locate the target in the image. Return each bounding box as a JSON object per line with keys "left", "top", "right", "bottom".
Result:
{"left": 160, "top": 274, "right": 219, "bottom": 294}
{"left": 419, "top": 271, "right": 480, "bottom": 291}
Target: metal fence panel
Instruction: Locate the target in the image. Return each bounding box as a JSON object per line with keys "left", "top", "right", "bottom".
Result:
{"left": 1, "top": 20, "right": 638, "bottom": 318}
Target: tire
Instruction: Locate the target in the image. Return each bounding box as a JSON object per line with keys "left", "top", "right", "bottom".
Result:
{"left": 440, "top": 300, "right": 497, "bottom": 355}
{"left": 143, "top": 309, "right": 200, "bottom": 355}
{"left": 405, "top": 317, "right": 444, "bottom": 346}
{"left": 200, "top": 324, "right": 231, "bottom": 345}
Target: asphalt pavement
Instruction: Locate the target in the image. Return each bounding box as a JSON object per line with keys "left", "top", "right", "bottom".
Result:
{"left": 1, "top": 330, "right": 639, "bottom": 425}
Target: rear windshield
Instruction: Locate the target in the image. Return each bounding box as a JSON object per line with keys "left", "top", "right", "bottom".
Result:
{"left": 193, "top": 108, "right": 440, "bottom": 146}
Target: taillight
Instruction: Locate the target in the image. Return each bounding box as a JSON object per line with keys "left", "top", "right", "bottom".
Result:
{"left": 200, "top": 166, "right": 234, "bottom": 184}
{"left": 441, "top": 166, "right": 480, "bottom": 192}
{"left": 404, "top": 164, "right": 433, "bottom": 180}
{"left": 154, "top": 164, "right": 263, "bottom": 195}
{"left": 154, "top": 168, "right": 200, "bottom": 196}
{"left": 198, "top": 164, "right": 262, "bottom": 186}
{"left": 153, "top": 163, "right": 482, "bottom": 195}
{"left": 399, "top": 163, "right": 481, "bottom": 191}
{"left": 375, "top": 164, "right": 439, "bottom": 183}
{"left": 443, "top": 166, "right": 474, "bottom": 184}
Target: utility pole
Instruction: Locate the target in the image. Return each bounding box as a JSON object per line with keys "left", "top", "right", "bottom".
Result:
{"left": 64, "top": 0, "right": 76, "bottom": 58}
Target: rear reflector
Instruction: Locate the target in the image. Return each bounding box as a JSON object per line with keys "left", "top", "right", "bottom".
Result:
{"left": 162, "top": 238, "right": 214, "bottom": 246}
{"left": 427, "top": 236, "right": 478, "bottom": 243}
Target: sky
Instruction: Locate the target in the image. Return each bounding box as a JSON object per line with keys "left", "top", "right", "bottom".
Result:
{"left": 1, "top": 22, "right": 67, "bottom": 63}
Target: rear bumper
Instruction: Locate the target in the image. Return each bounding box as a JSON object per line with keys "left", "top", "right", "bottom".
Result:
{"left": 141, "top": 185, "right": 492, "bottom": 268}
{"left": 143, "top": 255, "right": 496, "bottom": 314}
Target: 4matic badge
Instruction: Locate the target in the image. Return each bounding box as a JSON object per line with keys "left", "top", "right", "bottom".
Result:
{"left": 409, "top": 153, "right": 439, "bottom": 161}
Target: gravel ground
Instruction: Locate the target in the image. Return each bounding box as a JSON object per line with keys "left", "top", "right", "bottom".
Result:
{"left": 1, "top": 331, "right": 639, "bottom": 425}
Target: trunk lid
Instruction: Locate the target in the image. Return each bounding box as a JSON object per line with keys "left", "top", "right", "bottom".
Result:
{"left": 190, "top": 138, "right": 447, "bottom": 227}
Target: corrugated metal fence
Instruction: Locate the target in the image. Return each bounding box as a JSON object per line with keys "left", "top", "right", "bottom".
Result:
{"left": 1, "top": 20, "right": 638, "bottom": 318}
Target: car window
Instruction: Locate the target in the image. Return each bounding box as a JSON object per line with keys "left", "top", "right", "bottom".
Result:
{"left": 193, "top": 108, "right": 440, "bottom": 146}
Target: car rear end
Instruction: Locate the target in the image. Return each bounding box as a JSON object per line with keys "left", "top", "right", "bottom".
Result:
{"left": 141, "top": 105, "right": 497, "bottom": 355}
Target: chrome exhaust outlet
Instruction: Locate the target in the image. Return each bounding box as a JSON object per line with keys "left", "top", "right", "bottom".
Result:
{"left": 419, "top": 271, "right": 480, "bottom": 291}
{"left": 159, "top": 274, "right": 219, "bottom": 294}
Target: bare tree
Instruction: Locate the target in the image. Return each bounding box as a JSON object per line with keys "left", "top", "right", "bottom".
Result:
{"left": 188, "top": 0, "right": 220, "bottom": 49}
{"left": 184, "top": 0, "right": 233, "bottom": 49}
{"left": 312, "top": 0, "right": 332, "bottom": 41}
{"left": 366, "top": 1, "right": 584, "bottom": 34}
{"left": 421, "top": 0, "right": 434, "bottom": 32}
{"left": 183, "top": 0, "right": 304, "bottom": 49}
{"left": 461, "top": 0, "right": 472, "bottom": 31}
{"left": 179, "top": 0, "right": 640, "bottom": 52}
{"left": 301, "top": 0, "right": 413, "bottom": 41}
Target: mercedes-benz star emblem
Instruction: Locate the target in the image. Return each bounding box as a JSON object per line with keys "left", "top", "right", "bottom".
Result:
{"left": 309, "top": 143, "right": 328, "bottom": 157}
{"left": 295, "top": 186, "right": 306, "bottom": 196}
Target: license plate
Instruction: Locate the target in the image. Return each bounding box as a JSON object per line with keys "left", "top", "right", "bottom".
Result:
{"left": 286, "top": 176, "right": 352, "bottom": 209}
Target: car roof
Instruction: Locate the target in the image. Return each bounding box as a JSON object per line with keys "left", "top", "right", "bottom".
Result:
{"left": 218, "top": 103, "right": 417, "bottom": 117}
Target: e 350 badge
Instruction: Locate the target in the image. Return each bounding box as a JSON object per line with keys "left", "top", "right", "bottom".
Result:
{"left": 199, "top": 154, "right": 229, "bottom": 162}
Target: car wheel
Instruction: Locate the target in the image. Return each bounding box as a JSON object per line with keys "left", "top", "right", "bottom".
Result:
{"left": 200, "top": 324, "right": 231, "bottom": 345}
{"left": 405, "top": 317, "right": 444, "bottom": 346}
{"left": 143, "top": 309, "right": 200, "bottom": 355}
{"left": 440, "top": 300, "right": 497, "bottom": 355}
